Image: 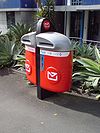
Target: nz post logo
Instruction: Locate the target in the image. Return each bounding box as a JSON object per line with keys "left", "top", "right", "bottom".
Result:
{"left": 43, "top": 20, "right": 50, "bottom": 31}
{"left": 25, "top": 60, "right": 32, "bottom": 75}
{"left": 46, "top": 67, "right": 60, "bottom": 83}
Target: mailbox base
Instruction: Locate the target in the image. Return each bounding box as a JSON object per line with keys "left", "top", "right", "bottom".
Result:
{"left": 37, "top": 86, "right": 56, "bottom": 100}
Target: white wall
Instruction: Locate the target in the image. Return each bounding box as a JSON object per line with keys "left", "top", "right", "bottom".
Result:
{"left": 0, "top": 12, "right": 7, "bottom": 34}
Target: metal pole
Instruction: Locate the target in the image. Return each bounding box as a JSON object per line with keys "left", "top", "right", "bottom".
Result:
{"left": 36, "top": 46, "right": 56, "bottom": 100}
{"left": 64, "top": 0, "right": 67, "bottom": 35}
{"left": 80, "top": 11, "right": 84, "bottom": 46}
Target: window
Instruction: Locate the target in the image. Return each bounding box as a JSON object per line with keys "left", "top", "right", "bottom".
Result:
{"left": 71, "top": 0, "right": 82, "bottom": 5}
{"left": 6, "top": 12, "right": 15, "bottom": 29}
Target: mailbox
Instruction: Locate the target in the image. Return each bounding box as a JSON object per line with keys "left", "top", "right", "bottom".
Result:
{"left": 36, "top": 32, "right": 73, "bottom": 92}
{"left": 21, "top": 32, "right": 37, "bottom": 84}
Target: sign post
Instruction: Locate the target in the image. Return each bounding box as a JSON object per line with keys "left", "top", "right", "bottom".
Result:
{"left": 36, "top": 18, "right": 56, "bottom": 100}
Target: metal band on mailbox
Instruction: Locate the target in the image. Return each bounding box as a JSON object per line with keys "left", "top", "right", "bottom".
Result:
{"left": 40, "top": 50, "right": 70, "bottom": 57}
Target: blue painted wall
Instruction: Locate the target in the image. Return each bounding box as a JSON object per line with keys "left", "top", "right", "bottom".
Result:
{"left": 55, "top": 0, "right": 65, "bottom": 5}
{"left": 20, "top": 0, "right": 37, "bottom": 8}
{"left": 41, "top": 0, "right": 100, "bottom": 6}
{"left": 0, "top": 0, "right": 100, "bottom": 9}
{"left": 0, "top": 0, "right": 37, "bottom": 8}
{"left": 80, "top": 0, "right": 100, "bottom": 5}
{"left": 41, "top": 0, "right": 65, "bottom": 6}
{"left": 0, "top": 0, "right": 20, "bottom": 8}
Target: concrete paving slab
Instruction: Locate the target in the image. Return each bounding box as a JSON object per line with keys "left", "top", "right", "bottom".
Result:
{"left": 0, "top": 68, "right": 100, "bottom": 133}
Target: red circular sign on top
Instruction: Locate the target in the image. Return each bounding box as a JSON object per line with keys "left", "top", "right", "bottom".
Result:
{"left": 46, "top": 67, "right": 60, "bottom": 84}
{"left": 43, "top": 20, "right": 51, "bottom": 31}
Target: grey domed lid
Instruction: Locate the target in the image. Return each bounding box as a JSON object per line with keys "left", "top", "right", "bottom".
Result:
{"left": 36, "top": 32, "right": 72, "bottom": 51}
{"left": 21, "top": 32, "right": 36, "bottom": 47}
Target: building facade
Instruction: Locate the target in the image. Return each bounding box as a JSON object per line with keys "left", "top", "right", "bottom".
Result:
{"left": 0, "top": 0, "right": 37, "bottom": 34}
{"left": 53, "top": 0, "right": 100, "bottom": 41}
{"left": 0, "top": 0, "right": 100, "bottom": 42}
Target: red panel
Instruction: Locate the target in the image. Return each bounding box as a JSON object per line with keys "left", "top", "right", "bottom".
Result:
{"left": 25, "top": 50, "right": 36, "bottom": 84}
{"left": 40, "top": 52, "right": 73, "bottom": 92}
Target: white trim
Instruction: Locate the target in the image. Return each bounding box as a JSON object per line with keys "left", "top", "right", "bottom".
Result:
{"left": 40, "top": 50, "right": 70, "bottom": 57}
{"left": 76, "top": 5, "right": 100, "bottom": 10}
{"left": 25, "top": 46, "right": 35, "bottom": 53}
{"left": 55, "top": 5, "right": 100, "bottom": 12}
{"left": 0, "top": 8, "right": 34, "bottom": 12}
{"left": 0, "top": 5, "right": 100, "bottom": 12}
{"left": 28, "top": 6, "right": 75, "bottom": 12}
{"left": 55, "top": 6, "right": 77, "bottom": 11}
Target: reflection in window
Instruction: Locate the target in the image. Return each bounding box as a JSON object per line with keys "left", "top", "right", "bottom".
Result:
{"left": 71, "top": 0, "right": 82, "bottom": 5}
{"left": 6, "top": 12, "right": 15, "bottom": 29}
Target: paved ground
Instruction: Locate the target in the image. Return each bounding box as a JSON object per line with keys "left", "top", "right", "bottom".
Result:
{"left": 0, "top": 68, "right": 100, "bottom": 133}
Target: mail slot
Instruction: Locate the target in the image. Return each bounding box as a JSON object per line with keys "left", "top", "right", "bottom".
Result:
{"left": 21, "top": 32, "right": 37, "bottom": 84}
{"left": 36, "top": 32, "right": 73, "bottom": 92}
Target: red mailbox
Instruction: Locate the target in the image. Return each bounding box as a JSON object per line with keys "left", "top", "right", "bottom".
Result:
{"left": 21, "top": 32, "right": 37, "bottom": 84}
{"left": 36, "top": 32, "right": 73, "bottom": 92}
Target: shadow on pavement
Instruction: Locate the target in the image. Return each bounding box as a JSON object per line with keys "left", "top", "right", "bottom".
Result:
{"left": 0, "top": 68, "right": 14, "bottom": 76}
{"left": 0, "top": 68, "right": 99, "bottom": 118}
{"left": 45, "top": 93, "right": 100, "bottom": 118}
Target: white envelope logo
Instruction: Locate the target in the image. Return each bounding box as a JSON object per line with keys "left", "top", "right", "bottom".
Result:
{"left": 25, "top": 63, "right": 31, "bottom": 73}
{"left": 47, "top": 71, "right": 58, "bottom": 81}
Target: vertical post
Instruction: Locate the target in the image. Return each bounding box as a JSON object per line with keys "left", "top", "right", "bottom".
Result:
{"left": 36, "top": 47, "right": 41, "bottom": 99}
{"left": 67, "top": 0, "right": 71, "bottom": 5}
{"left": 66, "top": 11, "right": 70, "bottom": 37}
{"left": 80, "top": 11, "right": 84, "bottom": 46}
{"left": 64, "top": 0, "right": 67, "bottom": 35}
{"left": 83, "top": 10, "right": 89, "bottom": 41}
{"left": 36, "top": 18, "right": 57, "bottom": 100}
{"left": 36, "top": 47, "right": 56, "bottom": 100}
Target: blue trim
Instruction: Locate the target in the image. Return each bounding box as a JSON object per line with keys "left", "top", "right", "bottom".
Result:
{"left": 83, "top": 0, "right": 100, "bottom": 5}
{"left": 41, "top": 0, "right": 65, "bottom": 6}
{"left": 55, "top": 0, "right": 65, "bottom": 5}
{"left": 41, "top": 54, "right": 44, "bottom": 71}
{"left": 80, "top": 11, "right": 84, "bottom": 46}
{"left": 21, "top": 0, "right": 36, "bottom": 8}
{"left": 0, "top": 0, "right": 20, "bottom": 8}
{"left": 0, "top": 0, "right": 36, "bottom": 8}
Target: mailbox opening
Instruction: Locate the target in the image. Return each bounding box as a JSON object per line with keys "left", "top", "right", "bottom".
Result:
{"left": 39, "top": 42, "right": 54, "bottom": 48}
